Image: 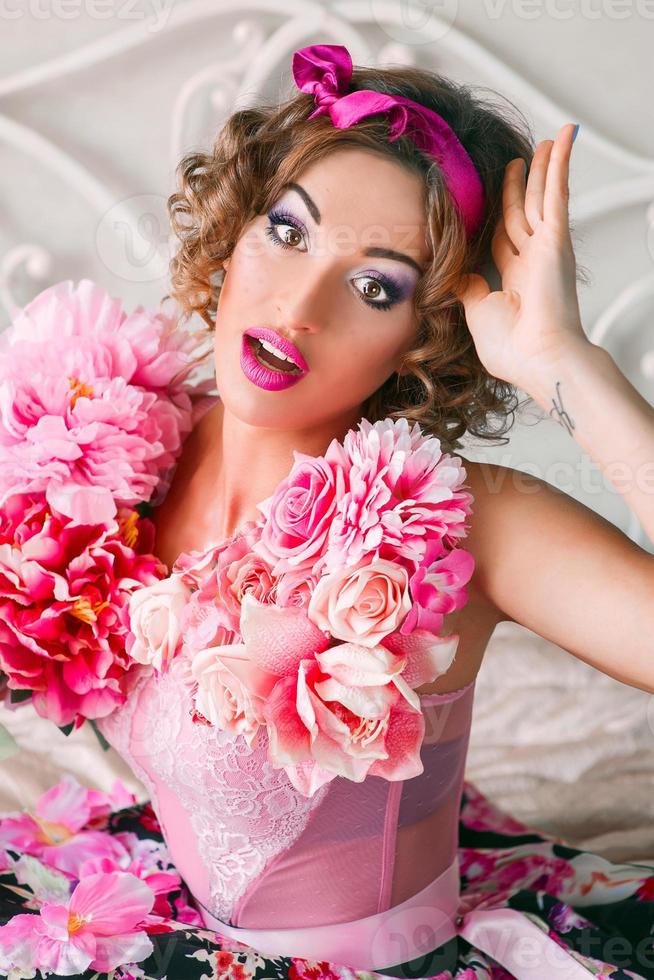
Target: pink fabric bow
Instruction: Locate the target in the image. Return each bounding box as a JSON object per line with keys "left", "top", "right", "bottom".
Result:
{"left": 292, "top": 44, "right": 485, "bottom": 240}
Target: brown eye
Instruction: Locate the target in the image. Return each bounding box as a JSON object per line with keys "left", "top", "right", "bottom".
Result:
{"left": 362, "top": 281, "right": 381, "bottom": 299}
{"left": 280, "top": 225, "right": 302, "bottom": 246}
{"left": 264, "top": 210, "right": 308, "bottom": 252}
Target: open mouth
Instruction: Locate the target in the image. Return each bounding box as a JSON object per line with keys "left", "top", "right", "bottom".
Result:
{"left": 246, "top": 335, "right": 303, "bottom": 375}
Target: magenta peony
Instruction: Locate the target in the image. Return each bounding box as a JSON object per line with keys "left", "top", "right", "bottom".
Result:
{"left": 0, "top": 493, "right": 167, "bottom": 727}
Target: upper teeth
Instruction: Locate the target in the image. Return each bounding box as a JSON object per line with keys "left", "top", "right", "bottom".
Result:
{"left": 259, "top": 338, "right": 297, "bottom": 366}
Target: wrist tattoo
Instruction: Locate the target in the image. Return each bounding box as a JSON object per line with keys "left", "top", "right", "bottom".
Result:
{"left": 548, "top": 380, "right": 575, "bottom": 435}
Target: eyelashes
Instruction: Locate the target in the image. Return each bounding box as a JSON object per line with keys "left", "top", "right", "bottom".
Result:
{"left": 264, "top": 208, "right": 403, "bottom": 312}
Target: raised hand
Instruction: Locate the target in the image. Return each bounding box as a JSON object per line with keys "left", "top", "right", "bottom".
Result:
{"left": 455, "top": 123, "right": 589, "bottom": 393}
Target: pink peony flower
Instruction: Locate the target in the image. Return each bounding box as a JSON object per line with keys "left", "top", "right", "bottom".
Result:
{"left": 126, "top": 574, "right": 191, "bottom": 673}
{"left": 307, "top": 557, "right": 412, "bottom": 648}
{"left": 322, "top": 417, "right": 475, "bottom": 574}
{"left": 0, "top": 494, "right": 167, "bottom": 726}
{"left": 0, "top": 775, "right": 135, "bottom": 878}
{"left": 0, "top": 278, "right": 209, "bottom": 525}
{"left": 401, "top": 537, "right": 476, "bottom": 635}
{"left": 0, "top": 871, "right": 154, "bottom": 977}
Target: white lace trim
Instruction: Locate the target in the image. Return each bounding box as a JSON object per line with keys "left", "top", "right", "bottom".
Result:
{"left": 99, "top": 659, "right": 329, "bottom": 922}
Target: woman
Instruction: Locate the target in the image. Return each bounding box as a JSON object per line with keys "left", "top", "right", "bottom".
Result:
{"left": 0, "top": 42, "right": 652, "bottom": 980}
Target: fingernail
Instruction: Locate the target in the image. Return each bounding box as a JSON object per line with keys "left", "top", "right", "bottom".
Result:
{"left": 572, "top": 123, "right": 580, "bottom": 143}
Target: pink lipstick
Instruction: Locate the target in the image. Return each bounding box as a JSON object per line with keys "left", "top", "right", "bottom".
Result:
{"left": 240, "top": 328, "right": 309, "bottom": 391}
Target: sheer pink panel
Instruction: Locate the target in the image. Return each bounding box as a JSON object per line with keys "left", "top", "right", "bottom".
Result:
{"left": 235, "top": 683, "right": 475, "bottom": 930}
{"left": 392, "top": 684, "right": 475, "bottom": 905}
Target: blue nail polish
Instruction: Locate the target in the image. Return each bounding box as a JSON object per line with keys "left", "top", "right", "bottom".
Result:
{"left": 572, "top": 123, "right": 580, "bottom": 143}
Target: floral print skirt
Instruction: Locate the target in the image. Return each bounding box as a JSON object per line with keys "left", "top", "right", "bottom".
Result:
{"left": 1, "top": 778, "right": 653, "bottom": 980}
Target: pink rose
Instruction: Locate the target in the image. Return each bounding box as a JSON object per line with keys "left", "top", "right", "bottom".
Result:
{"left": 190, "top": 635, "right": 277, "bottom": 748}
{"left": 179, "top": 524, "right": 272, "bottom": 644}
{"left": 252, "top": 440, "right": 349, "bottom": 575}
{"left": 307, "top": 558, "right": 412, "bottom": 648}
{"left": 270, "top": 567, "right": 321, "bottom": 608}
{"left": 126, "top": 575, "right": 190, "bottom": 673}
{"left": 263, "top": 644, "right": 426, "bottom": 796}
{"left": 208, "top": 524, "right": 275, "bottom": 618}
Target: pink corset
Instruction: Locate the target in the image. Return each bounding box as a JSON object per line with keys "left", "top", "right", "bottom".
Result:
{"left": 100, "top": 658, "right": 596, "bottom": 977}
{"left": 99, "top": 654, "right": 475, "bottom": 969}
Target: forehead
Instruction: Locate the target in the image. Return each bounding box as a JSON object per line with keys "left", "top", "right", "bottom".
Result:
{"left": 278, "top": 147, "right": 431, "bottom": 267}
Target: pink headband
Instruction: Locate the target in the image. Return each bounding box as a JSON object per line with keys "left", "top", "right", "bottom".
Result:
{"left": 291, "top": 44, "right": 486, "bottom": 241}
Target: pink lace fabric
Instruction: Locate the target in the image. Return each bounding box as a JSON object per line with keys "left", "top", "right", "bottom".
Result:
{"left": 98, "top": 655, "right": 475, "bottom": 935}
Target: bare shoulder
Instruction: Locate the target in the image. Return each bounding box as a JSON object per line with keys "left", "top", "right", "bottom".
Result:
{"left": 456, "top": 455, "right": 584, "bottom": 626}
{"left": 457, "top": 455, "right": 654, "bottom": 693}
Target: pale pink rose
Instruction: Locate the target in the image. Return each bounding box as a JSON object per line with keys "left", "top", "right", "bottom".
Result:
{"left": 263, "top": 645, "right": 427, "bottom": 796}
{"left": 318, "top": 416, "right": 475, "bottom": 575}
{"left": 177, "top": 524, "right": 269, "bottom": 646}
{"left": 307, "top": 558, "right": 412, "bottom": 648}
{"left": 126, "top": 574, "right": 191, "bottom": 673}
{"left": 252, "top": 439, "right": 349, "bottom": 575}
{"left": 200, "top": 523, "right": 274, "bottom": 622}
{"left": 270, "top": 566, "right": 321, "bottom": 608}
{"left": 401, "top": 537, "right": 476, "bottom": 635}
{"left": 0, "top": 278, "right": 204, "bottom": 524}
{"left": 189, "top": 593, "right": 332, "bottom": 745}
{"left": 191, "top": 639, "right": 277, "bottom": 747}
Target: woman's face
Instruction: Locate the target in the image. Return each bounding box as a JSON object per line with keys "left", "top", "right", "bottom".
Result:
{"left": 214, "top": 146, "right": 430, "bottom": 434}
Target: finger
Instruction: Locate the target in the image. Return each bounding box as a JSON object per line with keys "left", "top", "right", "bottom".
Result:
{"left": 454, "top": 272, "right": 490, "bottom": 315}
{"left": 524, "top": 140, "right": 554, "bottom": 228}
{"left": 502, "top": 157, "right": 532, "bottom": 251}
{"left": 543, "top": 123, "right": 575, "bottom": 232}
{"left": 491, "top": 212, "right": 518, "bottom": 278}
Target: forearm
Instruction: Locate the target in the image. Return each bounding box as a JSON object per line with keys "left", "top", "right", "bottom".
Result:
{"left": 527, "top": 340, "right": 654, "bottom": 546}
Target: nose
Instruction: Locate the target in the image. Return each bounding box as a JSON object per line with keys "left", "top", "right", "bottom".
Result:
{"left": 272, "top": 266, "right": 333, "bottom": 336}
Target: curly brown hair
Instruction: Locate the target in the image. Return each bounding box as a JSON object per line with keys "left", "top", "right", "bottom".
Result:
{"left": 163, "top": 59, "right": 590, "bottom": 454}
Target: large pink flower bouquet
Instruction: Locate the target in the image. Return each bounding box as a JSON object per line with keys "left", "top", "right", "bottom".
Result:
{"left": 128, "top": 416, "right": 476, "bottom": 797}
{"left": 0, "top": 279, "right": 214, "bottom": 731}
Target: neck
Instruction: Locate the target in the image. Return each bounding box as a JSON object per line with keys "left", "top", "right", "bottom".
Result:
{"left": 190, "top": 397, "right": 365, "bottom": 542}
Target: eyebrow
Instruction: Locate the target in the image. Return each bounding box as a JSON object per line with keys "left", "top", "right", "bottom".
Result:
{"left": 281, "top": 181, "right": 425, "bottom": 276}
